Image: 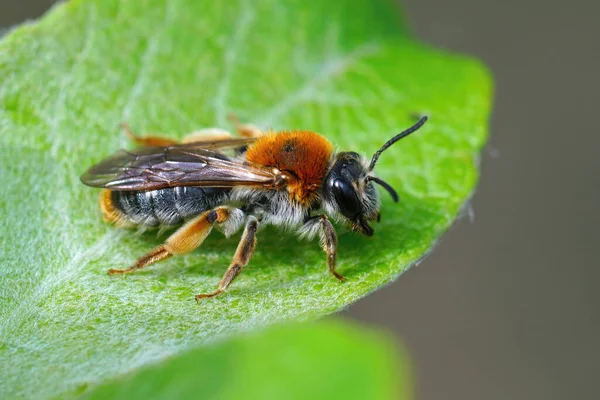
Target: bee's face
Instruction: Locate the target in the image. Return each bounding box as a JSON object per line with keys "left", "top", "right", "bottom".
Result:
{"left": 323, "top": 152, "right": 382, "bottom": 236}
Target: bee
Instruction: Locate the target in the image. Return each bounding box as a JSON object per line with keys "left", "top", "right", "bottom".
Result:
{"left": 81, "top": 116, "right": 428, "bottom": 301}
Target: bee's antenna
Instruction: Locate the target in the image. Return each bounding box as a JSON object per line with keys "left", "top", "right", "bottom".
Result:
{"left": 367, "top": 176, "right": 399, "bottom": 203}
{"left": 368, "top": 116, "right": 428, "bottom": 171}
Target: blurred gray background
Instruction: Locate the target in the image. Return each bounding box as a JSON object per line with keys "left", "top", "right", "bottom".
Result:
{"left": 2, "top": 1, "right": 598, "bottom": 399}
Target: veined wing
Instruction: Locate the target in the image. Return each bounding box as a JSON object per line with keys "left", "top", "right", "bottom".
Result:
{"left": 80, "top": 144, "right": 280, "bottom": 191}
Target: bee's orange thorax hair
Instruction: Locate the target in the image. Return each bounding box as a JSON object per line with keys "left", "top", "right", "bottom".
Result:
{"left": 245, "top": 131, "right": 333, "bottom": 205}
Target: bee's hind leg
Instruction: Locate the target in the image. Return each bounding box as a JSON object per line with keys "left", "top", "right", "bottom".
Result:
{"left": 181, "top": 114, "right": 263, "bottom": 146}
{"left": 121, "top": 117, "right": 261, "bottom": 148}
{"left": 228, "top": 113, "right": 263, "bottom": 138}
{"left": 121, "top": 123, "right": 235, "bottom": 146}
{"left": 180, "top": 128, "right": 236, "bottom": 144}
{"left": 195, "top": 216, "right": 259, "bottom": 301}
{"left": 121, "top": 122, "right": 179, "bottom": 147}
{"left": 108, "top": 207, "right": 232, "bottom": 275}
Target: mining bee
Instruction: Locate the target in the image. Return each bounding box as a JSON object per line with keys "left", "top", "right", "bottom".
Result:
{"left": 81, "top": 116, "right": 428, "bottom": 301}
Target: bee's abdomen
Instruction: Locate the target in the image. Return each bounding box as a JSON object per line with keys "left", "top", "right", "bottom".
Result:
{"left": 110, "top": 187, "right": 230, "bottom": 227}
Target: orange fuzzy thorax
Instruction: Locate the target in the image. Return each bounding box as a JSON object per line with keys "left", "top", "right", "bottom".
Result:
{"left": 245, "top": 131, "right": 333, "bottom": 205}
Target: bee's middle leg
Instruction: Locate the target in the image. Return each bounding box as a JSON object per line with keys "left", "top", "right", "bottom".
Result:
{"left": 108, "top": 207, "right": 232, "bottom": 275}
{"left": 195, "top": 216, "right": 259, "bottom": 301}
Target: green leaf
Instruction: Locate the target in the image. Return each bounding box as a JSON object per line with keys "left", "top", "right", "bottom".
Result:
{"left": 0, "top": 0, "right": 491, "bottom": 398}
{"left": 82, "top": 320, "right": 411, "bottom": 400}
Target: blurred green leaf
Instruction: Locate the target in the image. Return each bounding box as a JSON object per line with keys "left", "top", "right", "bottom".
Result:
{"left": 82, "top": 320, "right": 410, "bottom": 400}
{"left": 0, "top": 0, "right": 491, "bottom": 398}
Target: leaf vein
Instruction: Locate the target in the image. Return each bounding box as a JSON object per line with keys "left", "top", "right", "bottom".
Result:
{"left": 212, "top": 0, "right": 256, "bottom": 126}
{"left": 120, "top": 0, "right": 173, "bottom": 125}
{"left": 257, "top": 42, "right": 380, "bottom": 127}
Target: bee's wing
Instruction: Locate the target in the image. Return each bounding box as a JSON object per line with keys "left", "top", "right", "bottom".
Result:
{"left": 80, "top": 144, "right": 279, "bottom": 191}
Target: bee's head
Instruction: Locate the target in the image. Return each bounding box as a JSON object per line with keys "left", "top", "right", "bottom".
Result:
{"left": 323, "top": 116, "right": 428, "bottom": 236}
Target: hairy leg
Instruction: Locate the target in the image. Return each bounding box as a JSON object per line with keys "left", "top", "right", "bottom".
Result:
{"left": 122, "top": 122, "right": 237, "bottom": 146}
{"left": 121, "top": 122, "right": 179, "bottom": 147}
{"left": 180, "top": 128, "right": 236, "bottom": 144}
{"left": 318, "top": 215, "right": 345, "bottom": 281}
{"left": 122, "top": 118, "right": 261, "bottom": 148}
{"left": 108, "top": 207, "right": 231, "bottom": 275}
{"left": 228, "top": 113, "right": 263, "bottom": 138}
{"left": 297, "top": 215, "right": 345, "bottom": 282}
{"left": 195, "top": 216, "right": 259, "bottom": 301}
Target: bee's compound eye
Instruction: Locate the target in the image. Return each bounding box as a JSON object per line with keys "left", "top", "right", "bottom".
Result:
{"left": 332, "top": 178, "right": 361, "bottom": 218}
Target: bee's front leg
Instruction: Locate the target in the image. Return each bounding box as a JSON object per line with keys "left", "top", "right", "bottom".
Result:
{"left": 195, "top": 216, "right": 259, "bottom": 301}
{"left": 317, "top": 215, "right": 346, "bottom": 282}
{"left": 300, "top": 215, "right": 346, "bottom": 282}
